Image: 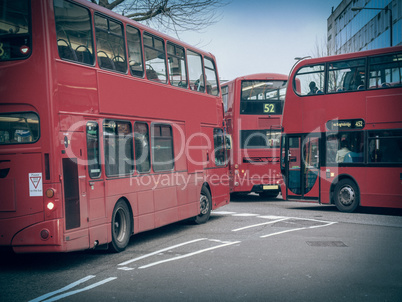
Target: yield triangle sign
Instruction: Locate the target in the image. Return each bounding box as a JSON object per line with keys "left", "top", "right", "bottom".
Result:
{"left": 30, "top": 176, "right": 41, "bottom": 188}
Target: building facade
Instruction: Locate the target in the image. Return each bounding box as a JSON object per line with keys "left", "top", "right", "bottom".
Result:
{"left": 327, "top": 0, "right": 402, "bottom": 55}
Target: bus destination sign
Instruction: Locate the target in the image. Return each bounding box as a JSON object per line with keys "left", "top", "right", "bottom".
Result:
{"left": 326, "top": 119, "right": 365, "bottom": 131}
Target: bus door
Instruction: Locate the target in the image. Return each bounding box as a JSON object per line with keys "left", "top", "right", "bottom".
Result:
{"left": 60, "top": 130, "right": 89, "bottom": 245}
{"left": 283, "top": 134, "right": 320, "bottom": 200}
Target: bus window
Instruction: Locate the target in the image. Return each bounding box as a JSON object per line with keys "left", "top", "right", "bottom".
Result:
{"left": 368, "top": 53, "right": 402, "bottom": 89}
{"left": 327, "top": 59, "right": 365, "bottom": 93}
{"left": 0, "top": 0, "right": 31, "bottom": 61}
{"left": 187, "top": 50, "right": 204, "bottom": 92}
{"left": 86, "top": 122, "right": 101, "bottom": 179}
{"left": 144, "top": 33, "right": 167, "bottom": 83}
{"left": 167, "top": 42, "right": 187, "bottom": 88}
{"left": 240, "top": 130, "right": 281, "bottom": 149}
{"left": 54, "top": 0, "right": 93, "bottom": 65}
{"left": 152, "top": 124, "right": 174, "bottom": 171}
{"left": 294, "top": 65, "right": 324, "bottom": 96}
{"left": 204, "top": 57, "right": 219, "bottom": 96}
{"left": 222, "top": 85, "right": 228, "bottom": 112}
{"left": 368, "top": 130, "right": 402, "bottom": 163}
{"left": 95, "top": 15, "right": 126, "bottom": 72}
{"left": 214, "top": 128, "right": 226, "bottom": 166}
{"left": 104, "top": 120, "right": 134, "bottom": 177}
{"left": 326, "top": 131, "right": 364, "bottom": 164}
{"left": 134, "top": 122, "right": 150, "bottom": 173}
{"left": 127, "top": 25, "right": 144, "bottom": 77}
{"left": 240, "top": 80, "right": 286, "bottom": 114}
{"left": 0, "top": 112, "right": 39, "bottom": 144}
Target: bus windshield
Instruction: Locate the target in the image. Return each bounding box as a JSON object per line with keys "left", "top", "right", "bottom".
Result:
{"left": 240, "top": 80, "right": 287, "bottom": 115}
{"left": 0, "top": 0, "right": 31, "bottom": 61}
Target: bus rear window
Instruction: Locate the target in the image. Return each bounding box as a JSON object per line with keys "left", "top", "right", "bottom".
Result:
{"left": 240, "top": 80, "right": 286, "bottom": 115}
{"left": 0, "top": 112, "right": 40, "bottom": 144}
{"left": 0, "top": 0, "right": 31, "bottom": 61}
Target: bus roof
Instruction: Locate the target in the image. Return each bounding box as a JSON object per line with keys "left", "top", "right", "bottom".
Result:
{"left": 291, "top": 45, "right": 402, "bottom": 76}
{"left": 223, "top": 73, "right": 288, "bottom": 86}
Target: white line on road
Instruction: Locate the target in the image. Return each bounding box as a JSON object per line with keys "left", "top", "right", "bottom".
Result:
{"left": 260, "top": 221, "right": 337, "bottom": 238}
{"left": 232, "top": 218, "right": 289, "bottom": 232}
{"left": 138, "top": 239, "right": 241, "bottom": 269}
{"left": 29, "top": 275, "right": 117, "bottom": 302}
{"left": 41, "top": 277, "right": 117, "bottom": 302}
{"left": 118, "top": 238, "right": 207, "bottom": 267}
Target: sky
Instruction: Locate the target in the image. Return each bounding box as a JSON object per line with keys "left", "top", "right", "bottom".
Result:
{"left": 178, "top": 0, "right": 342, "bottom": 81}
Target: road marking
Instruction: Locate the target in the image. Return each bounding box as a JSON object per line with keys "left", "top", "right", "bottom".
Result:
{"left": 212, "top": 211, "right": 237, "bottom": 215}
{"left": 118, "top": 238, "right": 207, "bottom": 267}
{"left": 260, "top": 221, "right": 337, "bottom": 238}
{"left": 232, "top": 213, "right": 259, "bottom": 217}
{"left": 29, "top": 275, "right": 117, "bottom": 302}
{"left": 232, "top": 218, "right": 289, "bottom": 232}
{"left": 138, "top": 239, "right": 240, "bottom": 269}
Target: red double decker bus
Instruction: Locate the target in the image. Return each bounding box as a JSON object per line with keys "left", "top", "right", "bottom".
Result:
{"left": 222, "top": 74, "right": 287, "bottom": 198}
{"left": 281, "top": 46, "right": 402, "bottom": 212}
{"left": 0, "top": 0, "right": 229, "bottom": 253}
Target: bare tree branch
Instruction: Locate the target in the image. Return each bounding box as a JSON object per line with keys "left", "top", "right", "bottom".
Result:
{"left": 89, "top": 0, "right": 229, "bottom": 37}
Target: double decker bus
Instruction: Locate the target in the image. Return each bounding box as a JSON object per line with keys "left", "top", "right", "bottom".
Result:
{"left": 281, "top": 46, "right": 402, "bottom": 212}
{"left": 0, "top": 0, "right": 229, "bottom": 253}
{"left": 222, "top": 74, "right": 287, "bottom": 198}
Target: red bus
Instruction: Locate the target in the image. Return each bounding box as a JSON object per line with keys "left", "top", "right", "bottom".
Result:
{"left": 0, "top": 0, "right": 229, "bottom": 253}
{"left": 222, "top": 74, "right": 287, "bottom": 198}
{"left": 280, "top": 46, "right": 402, "bottom": 212}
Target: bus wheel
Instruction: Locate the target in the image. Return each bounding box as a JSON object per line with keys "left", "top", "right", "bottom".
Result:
{"left": 110, "top": 200, "right": 131, "bottom": 252}
{"left": 193, "top": 186, "right": 212, "bottom": 224}
{"left": 334, "top": 179, "right": 359, "bottom": 213}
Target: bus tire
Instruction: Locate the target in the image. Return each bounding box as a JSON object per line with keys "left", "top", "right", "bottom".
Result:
{"left": 110, "top": 200, "right": 132, "bottom": 253}
{"left": 334, "top": 179, "right": 359, "bottom": 213}
{"left": 193, "top": 186, "right": 212, "bottom": 224}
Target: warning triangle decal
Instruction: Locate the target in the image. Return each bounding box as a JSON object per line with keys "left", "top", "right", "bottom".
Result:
{"left": 30, "top": 176, "right": 42, "bottom": 188}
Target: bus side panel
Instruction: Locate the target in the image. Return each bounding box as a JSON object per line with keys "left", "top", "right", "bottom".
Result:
{"left": 362, "top": 167, "right": 402, "bottom": 208}
{"left": 97, "top": 73, "right": 218, "bottom": 125}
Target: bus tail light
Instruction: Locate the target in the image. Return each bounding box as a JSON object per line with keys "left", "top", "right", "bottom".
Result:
{"left": 47, "top": 201, "right": 55, "bottom": 211}
{"left": 46, "top": 188, "right": 55, "bottom": 198}
{"left": 44, "top": 187, "right": 60, "bottom": 219}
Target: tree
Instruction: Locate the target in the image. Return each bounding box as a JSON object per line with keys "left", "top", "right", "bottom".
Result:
{"left": 89, "top": 0, "right": 228, "bottom": 37}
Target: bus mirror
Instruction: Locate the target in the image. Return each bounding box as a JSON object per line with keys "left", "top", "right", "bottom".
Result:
{"left": 225, "top": 134, "right": 232, "bottom": 150}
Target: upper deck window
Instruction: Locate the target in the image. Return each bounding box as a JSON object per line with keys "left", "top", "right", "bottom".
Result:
{"left": 368, "top": 53, "right": 402, "bottom": 89}
{"left": 327, "top": 59, "right": 365, "bottom": 93}
{"left": 294, "top": 65, "right": 324, "bottom": 96}
{"left": 127, "top": 25, "right": 144, "bottom": 77}
{"left": 95, "top": 14, "right": 126, "bottom": 72}
{"left": 0, "top": 0, "right": 31, "bottom": 61}
{"left": 167, "top": 42, "right": 187, "bottom": 88}
{"left": 144, "top": 33, "right": 167, "bottom": 83}
{"left": 0, "top": 112, "right": 39, "bottom": 145}
{"left": 54, "top": 0, "right": 94, "bottom": 65}
{"left": 204, "top": 57, "right": 219, "bottom": 96}
{"left": 187, "top": 50, "right": 205, "bottom": 92}
{"left": 240, "top": 80, "right": 287, "bottom": 115}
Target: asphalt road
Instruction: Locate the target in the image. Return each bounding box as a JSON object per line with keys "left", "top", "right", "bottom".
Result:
{"left": 1, "top": 194, "right": 402, "bottom": 302}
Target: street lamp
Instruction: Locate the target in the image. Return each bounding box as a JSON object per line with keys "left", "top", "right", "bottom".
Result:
{"left": 351, "top": 6, "right": 393, "bottom": 46}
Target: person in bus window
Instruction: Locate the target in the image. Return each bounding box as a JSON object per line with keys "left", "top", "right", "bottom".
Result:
{"left": 308, "top": 81, "right": 318, "bottom": 95}
{"left": 336, "top": 138, "right": 350, "bottom": 163}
